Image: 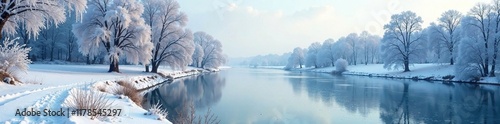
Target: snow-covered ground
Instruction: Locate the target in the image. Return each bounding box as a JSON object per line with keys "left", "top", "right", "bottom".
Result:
{"left": 292, "top": 64, "right": 500, "bottom": 84}
{"left": 0, "top": 64, "right": 206, "bottom": 124}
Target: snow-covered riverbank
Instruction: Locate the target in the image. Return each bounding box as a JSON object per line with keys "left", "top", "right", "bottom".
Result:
{"left": 0, "top": 64, "right": 215, "bottom": 124}
{"left": 282, "top": 64, "right": 500, "bottom": 85}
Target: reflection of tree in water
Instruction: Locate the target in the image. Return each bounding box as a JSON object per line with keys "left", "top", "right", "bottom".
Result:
{"left": 379, "top": 82, "right": 412, "bottom": 124}
{"left": 454, "top": 85, "right": 498, "bottom": 124}
{"left": 330, "top": 76, "right": 380, "bottom": 116}
{"left": 287, "top": 72, "right": 304, "bottom": 95}
{"left": 288, "top": 72, "right": 500, "bottom": 123}
{"left": 379, "top": 81, "right": 500, "bottom": 124}
{"left": 141, "top": 73, "right": 226, "bottom": 122}
{"left": 288, "top": 73, "right": 380, "bottom": 116}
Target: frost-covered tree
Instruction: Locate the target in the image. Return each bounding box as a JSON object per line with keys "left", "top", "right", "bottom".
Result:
{"left": 381, "top": 11, "right": 426, "bottom": 72}
{"left": 73, "top": 0, "right": 153, "bottom": 72}
{"left": 346, "top": 33, "right": 360, "bottom": 65}
{"left": 467, "top": 3, "right": 492, "bottom": 76}
{"left": 426, "top": 23, "right": 446, "bottom": 63}
{"left": 285, "top": 47, "right": 306, "bottom": 69}
{"left": 455, "top": 16, "right": 485, "bottom": 80}
{"left": 334, "top": 37, "right": 353, "bottom": 63}
{"left": 192, "top": 44, "right": 204, "bottom": 67}
{"left": 0, "top": 0, "right": 87, "bottom": 39}
{"left": 427, "top": 10, "right": 462, "bottom": 65}
{"left": 39, "top": 22, "right": 64, "bottom": 61}
{"left": 246, "top": 53, "right": 289, "bottom": 67}
{"left": 191, "top": 44, "right": 205, "bottom": 67}
{"left": 192, "top": 32, "right": 225, "bottom": 69}
{"left": 143, "top": 0, "right": 194, "bottom": 72}
{"left": 317, "top": 39, "right": 336, "bottom": 67}
{"left": 305, "top": 42, "right": 321, "bottom": 68}
{"left": 359, "top": 31, "right": 381, "bottom": 65}
{"left": 489, "top": 0, "right": 500, "bottom": 76}
{"left": 0, "top": 38, "right": 31, "bottom": 73}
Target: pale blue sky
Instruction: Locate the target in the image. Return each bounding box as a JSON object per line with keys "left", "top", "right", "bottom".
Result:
{"left": 177, "top": 0, "right": 487, "bottom": 58}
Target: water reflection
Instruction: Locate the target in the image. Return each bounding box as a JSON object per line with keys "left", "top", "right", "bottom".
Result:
{"left": 379, "top": 81, "right": 500, "bottom": 124}
{"left": 142, "top": 72, "right": 226, "bottom": 122}
{"left": 288, "top": 73, "right": 500, "bottom": 124}
{"left": 141, "top": 68, "right": 500, "bottom": 123}
{"left": 288, "top": 73, "right": 380, "bottom": 116}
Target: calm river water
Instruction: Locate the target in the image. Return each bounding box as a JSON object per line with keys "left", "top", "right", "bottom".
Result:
{"left": 142, "top": 68, "right": 500, "bottom": 124}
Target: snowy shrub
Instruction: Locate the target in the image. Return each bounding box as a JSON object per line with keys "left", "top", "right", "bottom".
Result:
{"left": 63, "top": 88, "right": 114, "bottom": 120}
{"left": 0, "top": 37, "right": 32, "bottom": 73}
{"left": 146, "top": 102, "right": 168, "bottom": 120}
{"left": 335, "top": 58, "right": 348, "bottom": 73}
{"left": 454, "top": 63, "right": 482, "bottom": 81}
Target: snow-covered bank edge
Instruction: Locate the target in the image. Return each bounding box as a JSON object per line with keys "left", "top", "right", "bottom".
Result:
{"left": 64, "top": 68, "right": 219, "bottom": 123}
{"left": 341, "top": 72, "right": 500, "bottom": 86}
{"left": 281, "top": 64, "right": 500, "bottom": 86}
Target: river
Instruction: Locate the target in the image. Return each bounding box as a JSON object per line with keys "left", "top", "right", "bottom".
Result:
{"left": 142, "top": 68, "right": 500, "bottom": 124}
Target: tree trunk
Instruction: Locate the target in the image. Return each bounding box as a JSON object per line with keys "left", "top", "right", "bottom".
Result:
{"left": 403, "top": 57, "right": 410, "bottom": 72}
{"left": 50, "top": 41, "right": 54, "bottom": 61}
{"left": 145, "top": 64, "right": 150, "bottom": 72}
{"left": 67, "top": 51, "right": 72, "bottom": 62}
{"left": 450, "top": 52, "right": 454, "bottom": 65}
{"left": 491, "top": 41, "right": 498, "bottom": 77}
{"left": 484, "top": 41, "right": 489, "bottom": 76}
{"left": 108, "top": 58, "right": 120, "bottom": 72}
{"left": 92, "top": 56, "right": 97, "bottom": 64}
{"left": 86, "top": 55, "right": 90, "bottom": 64}
{"left": 151, "top": 63, "right": 159, "bottom": 73}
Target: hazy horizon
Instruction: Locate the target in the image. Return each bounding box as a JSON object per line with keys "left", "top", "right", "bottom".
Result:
{"left": 178, "top": 0, "right": 487, "bottom": 58}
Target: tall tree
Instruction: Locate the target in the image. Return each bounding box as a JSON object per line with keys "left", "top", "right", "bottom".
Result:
{"left": 285, "top": 47, "right": 306, "bottom": 69}
{"left": 305, "top": 42, "right": 321, "bottom": 68}
{"left": 73, "top": 0, "right": 153, "bottom": 72}
{"left": 317, "top": 38, "right": 336, "bottom": 67}
{"left": 143, "top": 0, "right": 194, "bottom": 73}
{"left": 435, "top": 10, "right": 462, "bottom": 65}
{"left": 490, "top": 0, "right": 500, "bottom": 76}
{"left": 346, "top": 33, "right": 359, "bottom": 65}
{"left": 456, "top": 16, "right": 487, "bottom": 79}
{"left": 0, "top": 0, "right": 86, "bottom": 39}
{"left": 333, "top": 37, "right": 353, "bottom": 61}
{"left": 192, "top": 32, "right": 225, "bottom": 69}
{"left": 426, "top": 23, "right": 445, "bottom": 63}
{"left": 468, "top": 3, "right": 492, "bottom": 76}
{"left": 39, "top": 23, "right": 63, "bottom": 61}
{"left": 192, "top": 44, "right": 204, "bottom": 67}
{"left": 359, "top": 31, "right": 381, "bottom": 65}
{"left": 381, "top": 11, "right": 426, "bottom": 72}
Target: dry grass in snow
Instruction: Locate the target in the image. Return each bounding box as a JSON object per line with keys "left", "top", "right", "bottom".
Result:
{"left": 63, "top": 88, "right": 114, "bottom": 120}
{"left": 113, "top": 80, "right": 143, "bottom": 107}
